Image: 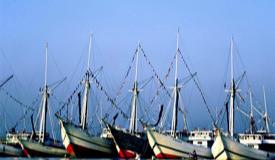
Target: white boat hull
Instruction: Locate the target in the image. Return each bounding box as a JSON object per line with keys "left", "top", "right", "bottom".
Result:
{"left": 59, "top": 119, "right": 116, "bottom": 158}
{"left": 211, "top": 131, "right": 275, "bottom": 160}
{"left": 146, "top": 128, "right": 213, "bottom": 159}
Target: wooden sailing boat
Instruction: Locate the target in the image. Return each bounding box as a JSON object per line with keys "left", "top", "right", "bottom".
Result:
{"left": 146, "top": 30, "right": 213, "bottom": 159}
{"left": 105, "top": 42, "right": 153, "bottom": 159}
{"left": 238, "top": 87, "right": 275, "bottom": 152}
{"left": 0, "top": 144, "right": 23, "bottom": 157}
{"left": 19, "top": 43, "right": 67, "bottom": 157}
{"left": 0, "top": 125, "right": 32, "bottom": 157}
{"left": 211, "top": 38, "right": 275, "bottom": 160}
{"left": 0, "top": 75, "right": 25, "bottom": 157}
{"left": 57, "top": 34, "right": 117, "bottom": 158}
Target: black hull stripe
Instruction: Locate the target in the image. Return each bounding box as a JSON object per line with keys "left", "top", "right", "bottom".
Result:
{"left": 214, "top": 147, "right": 268, "bottom": 160}
{"left": 110, "top": 128, "right": 151, "bottom": 156}
{"left": 213, "top": 149, "right": 224, "bottom": 159}
{"left": 152, "top": 142, "right": 212, "bottom": 159}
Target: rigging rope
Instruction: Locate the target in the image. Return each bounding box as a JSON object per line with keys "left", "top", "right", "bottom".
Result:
{"left": 47, "top": 102, "right": 56, "bottom": 143}
{"left": 11, "top": 94, "right": 40, "bottom": 130}
{"left": 1, "top": 88, "right": 34, "bottom": 111}
{"left": 114, "top": 48, "right": 137, "bottom": 102}
{"left": 140, "top": 47, "right": 193, "bottom": 128}
{"left": 90, "top": 72, "right": 129, "bottom": 120}
{"left": 12, "top": 109, "right": 28, "bottom": 129}
{"left": 140, "top": 47, "right": 173, "bottom": 104}
{"left": 178, "top": 49, "right": 216, "bottom": 126}
{"left": 56, "top": 74, "right": 85, "bottom": 115}
{"left": 112, "top": 44, "right": 173, "bottom": 122}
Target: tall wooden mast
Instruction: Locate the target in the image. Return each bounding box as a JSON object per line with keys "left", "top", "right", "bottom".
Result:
{"left": 38, "top": 43, "right": 49, "bottom": 143}
{"left": 171, "top": 29, "right": 180, "bottom": 138}
{"left": 129, "top": 42, "right": 140, "bottom": 134}
{"left": 80, "top": 33, "right": 92, "bottom": 130}
{"left": 263, "top": 86, "right": 270, "bottom": 133}
{"left": 228, "top": 37, "right": 236, "bottom": 137}
{"left": 249, "top": 90, "right": 257, "bottom": 133}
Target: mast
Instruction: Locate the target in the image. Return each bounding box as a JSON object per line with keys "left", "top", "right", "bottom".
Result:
{"left": 183, "top": 110, "right": 187, "bottom": 130}
{"left": 249, "top": 90, "right": 256, "bottom": 133}
{"left": 38, "top": 43, "right": 49, "bottom": 143}
{"left": 129, "top": 42, "right": 140, "bottom": 134}
{"left": 80, "top": 33, "right": 92, "bottom": 130}
{"left": 171, "top": 29, "right": 180, "bottom": 138}
{"left": 228, "top": 37, "right": 236, "bottom": 137}
{"left": 263, "top": 86, "right": 270, "bottom": 133}
{"left": 45, "top": 43, "right": 48, "bottom": 87}
{"left": 78, "top": 92, "right": 81, "bottom": 124}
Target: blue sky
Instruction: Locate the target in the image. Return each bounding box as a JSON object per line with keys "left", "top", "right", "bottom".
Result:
{"left": 0, "top": 0, "right": 275, "bottom": 132}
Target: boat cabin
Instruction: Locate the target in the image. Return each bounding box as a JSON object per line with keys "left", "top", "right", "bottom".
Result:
{"left": 238, "top": 133, "right": 275, "bottom": 152}
{"left": 187, "top": 129, "right": 214, "bottom": 148}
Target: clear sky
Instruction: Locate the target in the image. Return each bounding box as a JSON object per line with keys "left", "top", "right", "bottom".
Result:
{"left": 0, "top": 0, "right": 275, "bottom": 133}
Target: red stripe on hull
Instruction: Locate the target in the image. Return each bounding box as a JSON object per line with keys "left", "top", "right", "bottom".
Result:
{"left": 118, "top": 149, "right": 136, "bottom": 159}
{"left": 66, "top": 144, "right": 76, "bottom": 157}
{"left": 22, "top": 148, "right": 30, "bottom": 158}
{"left": 20, "top": 144, "right": 30, "bottom": 158}
{"left": 156, "top": 153, "right": 180, "bottom": 159}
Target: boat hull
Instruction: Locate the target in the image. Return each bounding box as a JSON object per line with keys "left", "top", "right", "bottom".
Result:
{"left": 0, "top": 143, "right": 24, "bottom": 157}
{"left": 107, "top": 124, "right": 153, "bottom": 158}
{"left": 19, "top": 140, "right": 67, "bottom": 157}
{"left": 59, "top": 119, "right": 117, "bottom": 158}
{"left": 211, "top": 131, "right": 275, "bottom": 160}
{"left": 146, "top": 128, "right": 213, "bottom": 159}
